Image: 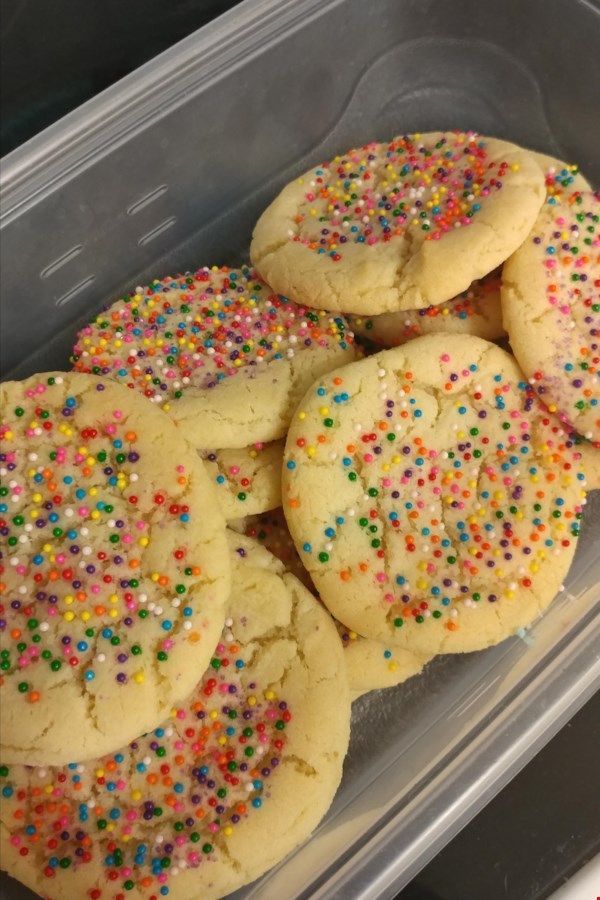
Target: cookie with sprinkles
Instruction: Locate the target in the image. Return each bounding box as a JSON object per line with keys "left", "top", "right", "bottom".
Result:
{"left": 0, "top": 373, "right": 230, "bottom": 767}
{"left": 236, "top": 510, "right": 432, "bottom": 699}
{"left": 350, "top": 268, "right": 505, "bottom": 347}
{"left": 0, "top": 533, "right": 350, "bottom": 900}
{"left": 200, "top": 441, "right": 283, "bottom": 522}
{"left": 502, "top": 189, "right": 599, "bottom": 443}
{"left": 250, "top": 131, "right": 545, "bottom": 315}
{"left": 346, "top": 152, "right": 591, "bottom": 348}
{"left": 282, "top": 334, "right": 589, "bottom": 656}
{"left": 71, "top": 265, "right": 357, "bottom": 450}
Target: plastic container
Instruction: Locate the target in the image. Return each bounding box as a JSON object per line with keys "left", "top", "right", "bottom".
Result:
{"left": 1, "top": 0, "right": 599, "bottom": 896}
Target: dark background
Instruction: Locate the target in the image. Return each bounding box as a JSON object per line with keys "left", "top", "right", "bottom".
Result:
{"left": 1, "top": 1, "right": 599, "bottom": 898}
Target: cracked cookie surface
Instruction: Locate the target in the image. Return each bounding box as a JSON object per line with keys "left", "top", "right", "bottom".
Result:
{"left": 282, "top": 335, "right": 589, "bottom": 655}
{"left": 71, "top": 265, "right": 357, "bottom": 449}
{"left": 502, "top": 189, "right": 599, "bottom": 443}
{"left": 235, "top": 509, "right": 431, "bottom": 698}
{"left": 0, "top": 373, "right": 230, "bottom": 766}
{"left": 0, "top": 533, "right": 350, "bottom": 900}
{"left": 250, "top": 131, "right": 545, "bottom": 315}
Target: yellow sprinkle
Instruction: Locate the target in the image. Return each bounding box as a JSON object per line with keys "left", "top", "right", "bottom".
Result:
{"left": 63, "top": 611, "right": 75, "bottom": 622}
{"left": 133, "top": 671, "right": 145, "bottom": 684}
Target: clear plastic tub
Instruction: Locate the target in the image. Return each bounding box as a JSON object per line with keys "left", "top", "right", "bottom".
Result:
{"left": 1, "top": 0, "right": 599, "bottom": 896}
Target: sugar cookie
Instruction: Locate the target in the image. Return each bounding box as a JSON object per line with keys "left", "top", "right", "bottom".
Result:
{"left": 0, "top": 373, "right": 229, "bottom": 766}
{"left": 282, "top": 335, "right": 588, "bottom": 655}
{"left": 251, "top": 132, "right": 545, "bottom": 314}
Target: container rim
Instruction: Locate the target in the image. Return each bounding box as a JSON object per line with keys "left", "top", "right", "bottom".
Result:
{"left": 0, "top": 0, "right": 344, "bottom": 223}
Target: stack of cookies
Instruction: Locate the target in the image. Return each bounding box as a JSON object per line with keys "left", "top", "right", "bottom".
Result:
{"left": 1, "top": 131, "right": 598, "bottom": 899}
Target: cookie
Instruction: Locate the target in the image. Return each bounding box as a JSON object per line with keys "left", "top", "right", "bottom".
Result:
{"left": 71, "top": 265, "right": 357, "bottom": 449}
{"left": 0, "top": 533, "right": 350, "bottom": 900}
{"left": 201, "top": 441, "right": 283, "bottom": 521}
{"left": 282, "top": 334, "right": 589, "bottom": 656}
{"left": 502, "top": 189, "right": 599, "bottom": 443}
{"left": 0, "top": 373, "right": 230, "bottom": 766}
{"left": 350, "top": 268, "right": 504, "bottom": 347}
{"left": 237, "top": 510, "right": 431, "bottom": 698}
{"left": 250, "top": 131, "right": 545, "bottom": 315}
